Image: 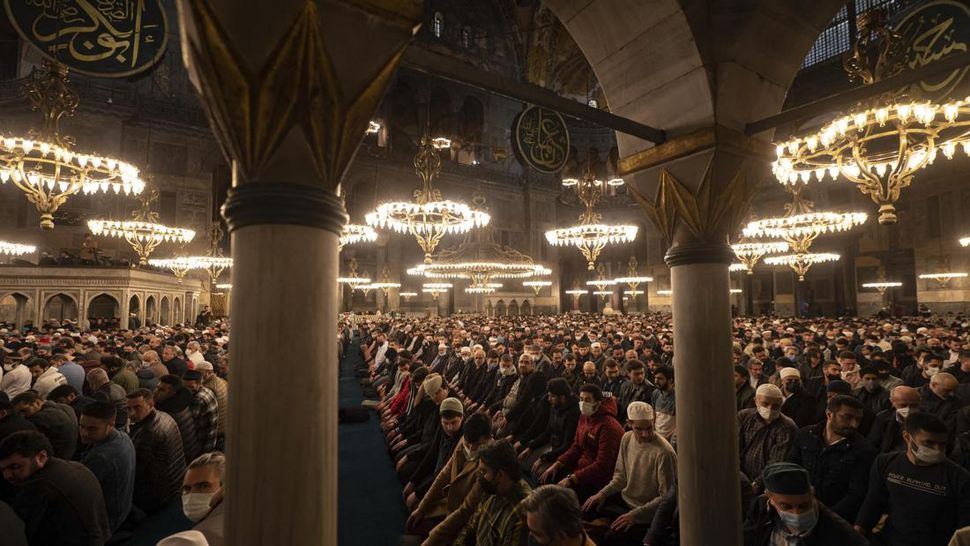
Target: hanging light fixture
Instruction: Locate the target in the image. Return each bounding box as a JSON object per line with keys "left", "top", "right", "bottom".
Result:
{"left": 657, "top": 289, "right": 672, "bottom": 296}
{"left": 523, "top": 280, "right": 552, "bottom": 296}
{"left": 339, "top": 224, "right": 378, "bottom": 251}
{"left": 88, "top": 188, "right": 196, "bottom": 265}
{"left": 613, "top": 256, "right": 653, "bottom": 298}
{"left": 918, "top": 272, "right": 968, "bottom": 288}
{"left": 176, "top": 226, "right": 233, "bottom": 284}
{"left": 763, "top": 252, "right": 841, "bottom": 281}
{"left": 466, "top": 282, "right": 502, "bottom": 294}
{"left": 960, "top": 237, "right": 970, "bottom": 247}
{"left": 862, "top": 281, "right": 902, "bottom": 294}
{"left": 545, "top": 154, "right": 637, "bottom": 270}
{"left": 399, "top": 291, "right": 418, "bottom": 301}
{"left": 771, "top": 9, "right": 970, "bottom": 225}
{"left": 422, "top": 282, "right": 452, "bottom": 300}
{"left": 0, "top": 61, "right": 145, "bottom": 229}
{"left": 744, "top": 186, "right": 864, "bottom": 279}
{"left": 407, "top": 193, "right": 547, "bottom": 284}
{"left": 366, "top": 136, "right": 489, "bottom": 263}
{"left": 731, "top": 240, "right": 790, "bottom": 274}
{"left": 0, "top": 240, "right": 36, "bottom": 257}
{"left": 730, "top": 263, "right": 749, "bottom": 272}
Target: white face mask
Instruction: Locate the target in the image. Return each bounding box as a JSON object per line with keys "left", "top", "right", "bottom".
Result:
{"left": 896, "top": 406, "right": 912, "bottom": 420}
{"left": 757, "top": 406, "right": 780, "bottom": 421}
{"left": 579, "top": 401, "right": 597, "bottom": 417}
{"left": 500, "top": 366, "right": 516, "bottom": 377}
{"left": 925, "top": 366, "right": 941, "bottom": 377}
{"left": 463, "top": 443, "right": 479, "bottom": 462}
{"left": 910, "top": 441, "right": 945, "bottom": 465}
{"left": 182, "top": 492, "right": 215, "bottom": 522}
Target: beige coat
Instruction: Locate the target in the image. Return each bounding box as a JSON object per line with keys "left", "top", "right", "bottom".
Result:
{"left": 418, "top": 437, "right": 483, "bottom": 546}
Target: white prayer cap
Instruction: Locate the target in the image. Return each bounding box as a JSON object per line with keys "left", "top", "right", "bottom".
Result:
{"left": 779, "top": 367, "right": 801, "bottom": 380}
{"left": 627, "top": 401, "right": 655, "bottom": 421}
{"left": 158, "top": 531, "right": 210, "bottom": 546}
{"left": 756, "top": 384, "right": 784, "bottom": 400}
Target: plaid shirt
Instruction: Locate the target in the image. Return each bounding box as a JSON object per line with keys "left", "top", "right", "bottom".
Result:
{"left": 458, "top": 480, "right": 531, "bottom": 546}
{"left": 737, "top": 408, "right": 797, "bottom": 482}
{"left": 190, "top": 386, "right": 220, "bottom": 454}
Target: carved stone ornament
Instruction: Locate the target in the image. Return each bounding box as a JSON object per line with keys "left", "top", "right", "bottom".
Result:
{"left": 175, "top": 0, "right": 421, "bottom": 188}
{"left": 629, "top": 158, "right": 759, "bottom": 244}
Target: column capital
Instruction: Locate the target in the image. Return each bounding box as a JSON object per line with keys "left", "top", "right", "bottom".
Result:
{"left": 221, "top": 182, "right": 347, "bottom": 234}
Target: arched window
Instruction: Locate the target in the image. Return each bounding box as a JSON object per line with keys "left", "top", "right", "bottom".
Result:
{"left": 433, "top": 12, "right": 444, "bottom": 38}
{"left": 462, "top": 26, "right": 472, "bottom": 49}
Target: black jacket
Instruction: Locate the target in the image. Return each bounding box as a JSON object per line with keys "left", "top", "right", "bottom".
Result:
{"left": 781, "top": 391, "right": 819, "bottom": 428}
{"left": 867, "top": 409, "right": 906, "bottom": 454}
{"left": 743, "top": 495, "right": 868, "bottom": 546}
{"left": 0, "top": 412, "right": 36, "bottom": 444}
{"left": 918, "top": 385, "right": 965, "bottom": 433}
{"left": 504, "top": 371, "right": 547, "bottom": 427}
{"left": 786, "top": 423, "right": 877, "bottom": 522}
{"left": 532, "top": 395, "right": 581, "bottom": 462}
{"left": 7, "top": 458, "right": 111, "bottom": 546}
{"left": 27, "top": 401, "right": 79, "bottom": 460}
{"left": 128, "top": 409, "right": 187, "bottom": 514}
{"left": 155, "top": 387, "right": 200, "bottom": 461}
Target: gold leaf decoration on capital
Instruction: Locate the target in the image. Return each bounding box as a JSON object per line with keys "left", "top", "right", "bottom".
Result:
{"left": 176, "top": 0, "right": 414, "bottom": 188}
{"left": 632, "top": 159, "right": 759, "bottom": 241}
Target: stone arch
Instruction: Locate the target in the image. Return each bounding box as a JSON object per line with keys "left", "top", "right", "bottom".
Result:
{"left": 496, "top": 299, "right": 506, "bottom": 316}
{"left": 174, "top": 297, "right": 182, "bottom": 324}
{"left": 160, "top": 296, "right": 171, "bottom": 325}
{"left": 87, "top": 293, "right": 120, "bottom": 329}
{"left": 128, "top": 294, "right": 140, "bottom": 316}
{"left": 521, "top": 299, "right": 532, "bottom": 315}
{"left": 43, "top": 293, "right": 78, "bottom": 324}
{"left": 146, "top": 295, "right": 157, "bottom": 324}
{"left": 485, "top": 299, "right": 494, "bottom": 317}
{"left": 0, "top": 292, "right": 30, "bottom": 327}
{"left": 508, "top": 299, "right": 520, "bottom": 316}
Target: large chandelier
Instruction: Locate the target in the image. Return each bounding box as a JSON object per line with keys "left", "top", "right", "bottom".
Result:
{"left": 731, "top": 240, "right": 790, "bottom": 274}
{"left": 919, "top": 272, "right": 968, "bottom": 288}
{"left": 366, "top": 136, "right": 489, "bottom": 263}
{"left": 339, "top": 224, "right": 378, "bottom": 251}
{"left": 156, "top": 226, "right": 232, "bottom": 284}
{"left": 422, "top": 282, "right": 452, "bottom": 300}
{"left": 545, "top": 160, "right": 637, "bottom": 270}
{"left": 771, "top": 9, "right": 970, "bottom": 225}
{"left": 613, "top": 256, "right": 653, "bottom": 293}
{"left": 88, "top": 189, "right": 196, "bottom": 265}
{"left": 862, "top": 281, "right": 902, "bottom": 294}
{"left": 523, "top": 280, "right": 552, "bottom": 295}
{"left": 407, "top": 193, "right": 547, "bottom": 285}
{"left": 0, "top": 240, "right": 35, "bottom": 257}
{"left": 743, "top": 186, "right": 865, "bottom": 282}
{"left": 466, "top": 282, "right": 502, "bottom": 294}
{"left": 148, "top": 256, "right": 194, "bottom": 282}
{"left": 764, "top": 252, "right": 841, "bottom": 281}
{"left": 0, "top": 61, "right": 145, "bottom": 229}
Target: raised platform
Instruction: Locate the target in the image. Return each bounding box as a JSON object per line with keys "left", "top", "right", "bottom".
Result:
{"left": 0, "top": 265, "right": 205, "bottom": 329}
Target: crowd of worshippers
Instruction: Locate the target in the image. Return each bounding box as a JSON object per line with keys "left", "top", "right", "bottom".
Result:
{"left": 347, "top": 312, "right": 970, "bottom": 546}
{"left": 0, "top": 322, "right": 232, "bottom": 545}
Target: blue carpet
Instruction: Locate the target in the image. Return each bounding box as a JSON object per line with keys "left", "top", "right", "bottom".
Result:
{"left": 339, "top": 336, "right": 407, "bottom": 546}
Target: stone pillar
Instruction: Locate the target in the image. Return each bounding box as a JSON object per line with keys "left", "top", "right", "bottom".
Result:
{"left": 667, "top": 243, "right": 740, "bottom": 546}
{"left": 175, "top": 1, "right": 420, "bottom": 544}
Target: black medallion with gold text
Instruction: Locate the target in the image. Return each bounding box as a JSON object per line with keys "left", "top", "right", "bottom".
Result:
{"left": 513, "top": 105, "right": 570, "bottom": 175}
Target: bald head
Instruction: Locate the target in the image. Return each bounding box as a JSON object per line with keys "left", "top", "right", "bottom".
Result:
{"left": 889, "top": 385, "right": 921, "bottom": 409}
{"left": 930, "top": 372, "right": 958, "bottom": 400}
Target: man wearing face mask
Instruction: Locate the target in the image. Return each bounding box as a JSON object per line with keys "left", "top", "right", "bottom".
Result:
{"left": 0, "top": 356, "right": 31, "bottom": 399}
{"left": 581, "top": 402, "right": 676, "bottom": 545}
{"left": 779, "top": 368, "right": 818, "bottom": 428}
{"left": 455, "top": 441, "right": 531, "bottom": 545}
{"left": 855, "top": 412, "right": 970, "bottom": 546}
{"left": 540, "top": 384, "right": 623, "bottom": 502}
{"left": 738, "top": 384, "right": 798, "bottom": 489}
{"left": 908, "top": 353, "right": 944, "bottom": 389}
{"left": 169, "top": 452, "right": 226, "bottom": 546}
{"left": 484, "top": 355, "right": 517, "bottom": 419}
{"left": 406, "top": 413, "right": 491, "bottom": 546}
{"left": 785, "top": 396, "right": 876, "bottom": 522}
{"left": 837, "top": 351, "right": 861, "bottom": 389}
{"left": 743, "top": 462, "right": 867, "bottom": 545}
{"left": 918, "top": 372, "right": 963, "bottom": 433}
{"left": 868, "top": 385, "right": 922, "bottom": 454}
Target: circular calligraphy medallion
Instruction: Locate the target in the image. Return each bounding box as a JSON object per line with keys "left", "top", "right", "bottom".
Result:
{"left": 895, "top": 0, "right": 970, "bottom": 101}
{"left": 4, "top": 0, "right": 169, "bottom": 78}
{"left": 513, "top": 105, "right": 570, "bottom": 174}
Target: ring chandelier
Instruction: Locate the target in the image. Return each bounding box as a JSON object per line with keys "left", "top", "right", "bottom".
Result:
{"left": 770, "top": 9, "right": 970, "bottom": 225}
{"left": 88, "top": 190, "right": 195, "bottom": 265}
{"left": 339, "top": 224, "right": 378, "bottom": 251}
{"left": 0, "top": 62, "right": 146, "bottom": 230}
{"left": 546, "top": 163, "right": 637, "bottom": 270}
{"left": 763, "top": 253, "right": 841, "bottom": 282}
{"left": 731, "top": 241, "right": 790, "bottom": 274}
{"left": 0, "top": 240, "right": 35, "bottom": 256}
{"left": 366, "top": 136, "right": 489, "bottom": 264}
{"left": 465, "top": 282, "right": 502, "bottom": 294}
{"left": 861, "top": 281, "right": 902, "bottom": 294}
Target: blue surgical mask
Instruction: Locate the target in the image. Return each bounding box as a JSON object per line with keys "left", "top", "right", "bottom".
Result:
{"left": 776, "top": 504, "right": 818, "bottom": 535}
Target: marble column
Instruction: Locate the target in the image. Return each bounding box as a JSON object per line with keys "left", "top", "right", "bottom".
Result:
{"left": 175, "top": 1, "right": 421, "bottom": 544}
{"left": 667, "top": 242, "right": 740, "bottom": 546}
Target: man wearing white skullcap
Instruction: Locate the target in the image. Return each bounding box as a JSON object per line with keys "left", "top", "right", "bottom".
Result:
{"left": 737, "top": 383, "right": 797, "bottom": 488}
{"left": 580, "top": 401, "right": 676, "bottom": 540}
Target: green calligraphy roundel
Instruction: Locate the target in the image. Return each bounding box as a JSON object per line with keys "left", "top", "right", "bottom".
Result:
{"left": 895, "top": 0, "right": 970, "bottom": 101}
{"left": 514, "top": 105, "right": 570, "bottom": 175}
{"left": 4, "top": 0, "right": 169, "bottom": 78}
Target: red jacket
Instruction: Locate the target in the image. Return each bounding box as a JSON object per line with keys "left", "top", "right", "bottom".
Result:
{"left": 388, "top": 376, "right": 412, "bottom": 416}
{"left": 557, "top": 397, "right": 624, "bottom": 489}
